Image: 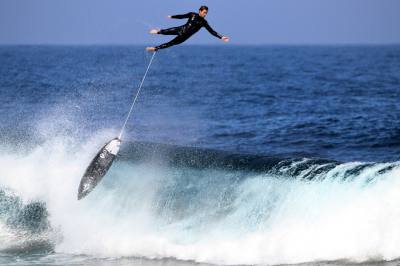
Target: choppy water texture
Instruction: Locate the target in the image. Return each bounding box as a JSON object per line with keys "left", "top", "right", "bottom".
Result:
{"left": 0, "top": 45, "right": 400, "bottom": 266}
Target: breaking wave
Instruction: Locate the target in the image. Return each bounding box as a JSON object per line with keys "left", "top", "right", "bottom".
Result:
{"left": 0, "top": 135, "right": 400, "bottom": 265}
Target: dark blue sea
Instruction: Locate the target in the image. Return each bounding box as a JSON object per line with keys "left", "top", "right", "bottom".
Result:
{"left": 0, "top": 45, "right": 400, "bottom": 266}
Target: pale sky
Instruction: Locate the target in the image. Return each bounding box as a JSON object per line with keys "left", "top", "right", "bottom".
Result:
{"left": 1, "top": 0, "right": 399, "bottom": 45}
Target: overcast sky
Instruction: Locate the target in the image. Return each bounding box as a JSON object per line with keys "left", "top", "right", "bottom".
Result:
{"left": 1, "top": 0, "right": 399, "bottom": 45}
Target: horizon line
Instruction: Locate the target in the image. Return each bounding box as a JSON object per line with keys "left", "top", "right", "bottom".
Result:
{"left": 1, "top": 43, "right": 400, "bottom": 47}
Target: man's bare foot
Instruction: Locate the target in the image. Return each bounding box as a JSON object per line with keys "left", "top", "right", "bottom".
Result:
{"left": 149, "top": 29, "right": 159, "bottom": 34}
{"left": 146, "top": 47, "right": 156, "bottom": 52}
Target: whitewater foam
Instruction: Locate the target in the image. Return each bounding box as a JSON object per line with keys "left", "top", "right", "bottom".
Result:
{"left": 0, "top": 134, "right": 400, "bottom": 265}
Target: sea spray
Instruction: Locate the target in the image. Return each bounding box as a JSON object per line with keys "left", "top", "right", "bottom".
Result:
{"left": 1, "top": 136, "right": 400, "bottom": 264}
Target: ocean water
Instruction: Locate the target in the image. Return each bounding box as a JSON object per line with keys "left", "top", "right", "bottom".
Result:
{"left": 0, "top": 45, "right": 400, "bottom": 266}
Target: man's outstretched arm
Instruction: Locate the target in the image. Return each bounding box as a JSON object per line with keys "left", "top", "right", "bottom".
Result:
{"left": 204, "top": 21, "right": 229, "bottom": 42}
{"left": 204, "top": 22, "right": 222, "bottom": 39}
{"left": 168, "top": 12, "right": 193, "bottom": 19}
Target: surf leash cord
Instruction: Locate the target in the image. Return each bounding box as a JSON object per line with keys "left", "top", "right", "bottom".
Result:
{"left": 118, "top": 51, "right": 157, "bottom": 140}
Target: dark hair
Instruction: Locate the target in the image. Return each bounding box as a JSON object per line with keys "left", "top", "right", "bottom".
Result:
{"left": 199, "top": 5, "right": 208, "bottom": 11}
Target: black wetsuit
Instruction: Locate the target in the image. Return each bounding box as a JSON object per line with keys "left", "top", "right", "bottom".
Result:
{"left": 155, "top": 12, "right": 223, "bottom": 51}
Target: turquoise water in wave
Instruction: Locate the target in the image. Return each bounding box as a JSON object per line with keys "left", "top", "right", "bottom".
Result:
{"left": 0, "top": 45, "right": 400, "bottom": 266}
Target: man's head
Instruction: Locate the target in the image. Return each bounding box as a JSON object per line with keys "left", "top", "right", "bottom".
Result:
{"left": 198, "top": 6, "right": 208, "bottom": 18}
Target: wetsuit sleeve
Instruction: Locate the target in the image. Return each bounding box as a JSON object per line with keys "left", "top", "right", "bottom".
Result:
{"left": 170, "top": 12, "right": 193, "bottom": 19}
{"left": 204, "top": 21, "right": 223, "bottom": 39}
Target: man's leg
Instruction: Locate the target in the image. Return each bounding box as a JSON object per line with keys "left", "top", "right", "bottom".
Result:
{"left": 150, "top": 26, "right": 182, "bottom": 35}
{"left": 159, "top": 27, "right": 183, "bottom": 35}
{"left": 154, "top": 35, "right": 188, "bottom": 51}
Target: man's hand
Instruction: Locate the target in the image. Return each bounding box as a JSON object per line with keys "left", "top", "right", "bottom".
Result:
{"left": 167, "top": 15, "right": 172, "bottom": 19}
{"left": 222, "top": 36, "right": 230, "bottom": 43}
{"left": 149, "top": 29, "right": 159, "bottom": 34}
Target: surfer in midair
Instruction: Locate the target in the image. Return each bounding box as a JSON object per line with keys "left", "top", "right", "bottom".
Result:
{"left": 146, "top": 5, "right": 230, "bottom": 52}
